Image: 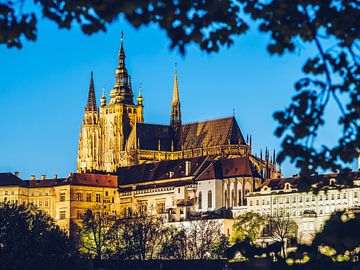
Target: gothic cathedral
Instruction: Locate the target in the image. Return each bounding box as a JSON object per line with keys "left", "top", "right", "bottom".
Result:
{"left": 77, "top": 35, "right": 279, "bottom": 178}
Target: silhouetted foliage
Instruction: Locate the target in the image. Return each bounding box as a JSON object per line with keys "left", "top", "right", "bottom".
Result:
{"left": 79, "top": 207, "right": 115, "bottom": 259}
{"left": 107, "top": 209, "right": 168, "bottom": 260}
{"left": 231, "top": 212, "right": 267, "bottom": 244}
{"left": 267, "top": 212, "right": 298, "bottom": 258}
{"left": 0, "top": 202, "right": 80, "bottom": 270}
{"left": 159, "top": 226, "right": 188, "bottom": 259}
{"left": 211, "top": 234, "right": 230, "bottom": 259}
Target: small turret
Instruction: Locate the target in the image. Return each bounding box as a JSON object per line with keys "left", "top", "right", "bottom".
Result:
{"left": 100, "top": 87, "right": 107, "bottom": 107}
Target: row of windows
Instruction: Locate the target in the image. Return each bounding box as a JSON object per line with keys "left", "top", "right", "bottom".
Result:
{"left": 251, "top": 191, "right": 358, "bottom": 206}
{"left": 198, "top": 191, "right": 212, "bottom": 210}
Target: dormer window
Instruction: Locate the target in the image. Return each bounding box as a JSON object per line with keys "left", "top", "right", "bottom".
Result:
{"left": 285, "top": 183, "right": 291, "bottom": 190}
{"left": 330, "top": 178, "right": 336, "bottom": 186}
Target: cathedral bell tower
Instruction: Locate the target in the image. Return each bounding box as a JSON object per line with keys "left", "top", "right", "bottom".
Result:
{"left": 170, "top": 66, "right": 181, "bottom": 132}
{"left": 109, "top": 32, "right": 134, "bottom": 105}
{"left": 77, "top": 72, "right": 101, "bottom": 172}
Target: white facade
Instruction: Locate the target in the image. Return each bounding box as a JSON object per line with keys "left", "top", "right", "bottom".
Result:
{"left": 244, "top": 177, "right": 360, "bottom": 243}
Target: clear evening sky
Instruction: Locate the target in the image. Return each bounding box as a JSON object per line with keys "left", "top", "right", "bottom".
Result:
{"left": 0, "top": 16, "right": 351, "bottom": 179}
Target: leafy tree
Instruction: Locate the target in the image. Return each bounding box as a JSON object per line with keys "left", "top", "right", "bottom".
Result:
{"left": 108, "top": 208, "right": 167, "bottom": 260}
{"left": 79, "top": 207, "right": 115, "bottom": 259}
{"left": 158, "top": 226, "right": 187, "bottom": 259}
{"left": 230, "top": 211, "right": 267, "bottom": 244}
{"left": 267, "top": 212, "right": 298, "bottom": 258}
{"left": 0, "top": 202, "right": 80, "bottom": 270}
{"left": 288, "top": 211, "right": 360, "bottom": 266}
{"left": 186, "top": 218, "right": 222, "bottom": 259}
{"left": 1, "top": 0, "right": 247, "bottom": 53}
{"left": 211, "top": 234, "right": 230, "bottom": 259}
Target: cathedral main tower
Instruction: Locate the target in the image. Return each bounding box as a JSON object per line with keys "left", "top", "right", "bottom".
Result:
{"left": 77, "top": 34, "right": 144, "bottom": 172}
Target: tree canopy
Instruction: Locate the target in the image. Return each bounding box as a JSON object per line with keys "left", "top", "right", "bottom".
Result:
{"left": 0, "top": 202, "right": 80, "bottom": 270}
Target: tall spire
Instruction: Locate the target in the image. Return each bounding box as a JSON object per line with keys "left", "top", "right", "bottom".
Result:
{"left": 110, "top": 32, "right": 134, "bottom": 104}
{"left": 171, "top": 64, "right": 181, "bottom": 130}
{"left": 86, "top": 71, "right": 97, "bottom": 111}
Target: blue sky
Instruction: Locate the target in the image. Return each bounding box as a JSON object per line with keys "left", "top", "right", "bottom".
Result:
{"left": 0, "top": 15, "right": 351, "bottom": 179}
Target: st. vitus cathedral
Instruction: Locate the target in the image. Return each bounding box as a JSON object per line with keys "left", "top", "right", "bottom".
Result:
{"left": 77, "top": 34, "right": 280, "bottom": 178}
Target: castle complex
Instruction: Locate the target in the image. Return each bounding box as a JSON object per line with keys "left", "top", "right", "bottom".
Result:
{"left": 1, "top": 35, "right": 359, "bottom": 244}
{"left": 77, "top": 35, "right": 278, "bottom": 178}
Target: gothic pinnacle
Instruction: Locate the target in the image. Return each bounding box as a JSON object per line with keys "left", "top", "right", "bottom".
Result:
{"left": 86, "top": 71, "right": 97, "bottom": 111}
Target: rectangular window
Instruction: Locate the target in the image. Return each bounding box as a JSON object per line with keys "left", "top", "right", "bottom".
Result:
{"left": 156, "top": 202, "right": 165, "bottom": 214}
{"left": 86, "top": 193, "right": 92, "bottom": 202}
{"left": 76, "top": 211, "right": 82, "bottom": 219}
{"left": 96, "top": 194, "right": 101, "bottom": 203}
{"left": 105, "top": 191, "right": 109, "bottom": 196}
{"left": 355, "top": 192, "right": 358, "bottom": 199}
{"left": 45, "top": 200, "right": 48, "bottom": 207}
{"left": 76, "top": 193, "right": 82, "bottom": 202}
{"left": 39, "top": 200, "right": 42, "bottom": 207}
{"left": 60, "top": 210, "right": 66, "bottom": 220}
{"left": 337, "top": 193, "right": 340, "bottom": 199}
{"left": 331, "top": 194, "right": 335, "bottom": 200}
{"left": 292, "top": 197, "right": 296, "bottom": 203}
{"left": 299, "top": 196, "right": 303, "bottom": 203}
{"left": 59, "top": 193, "right": 65, "bottom": 202}
{"left": 343, "top": 193, "right": 347, "bottom": 199}
{"left": 319, "top": 195, "right": 322, "bottom": 201}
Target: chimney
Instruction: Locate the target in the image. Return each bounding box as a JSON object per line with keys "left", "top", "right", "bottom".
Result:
{"left": 185, "top": 160, "right": 191, "bottom": 176}
{"left": 40, "top": 175, "right": 46, "bottom": 180}
{"left": 31, "top": 175, "right": 36, "bottom": 180}
{"left": 54, "top": 174, "right": 58, "bottom": 179}
{"left": 14, "top": 172, "right": 20, "bottom": 177}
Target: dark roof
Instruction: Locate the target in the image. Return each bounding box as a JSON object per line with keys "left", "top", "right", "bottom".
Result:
{"left": 136, "top": 123, "right": 171, "bottom": 151}
{"left": 177, "top": 117, "right": 245, "bottom": 150}
{"left": 28, "top": 178, "right": 66, "bottom": 188}
{"left": 258, "top": 172, "right": 360, "bottom": 191}
{"left": 135, "top": 117, "right": 245, "bottom": 151}
{"left": 117, "top": 156, "right": 210, "bottom": 186}
{"left": 67, "top": 173, "right": 118, "bottom": 188}
{"left": 0, "top": 173, "right": 24, "bottom": 187}
{"left": 196, "top": 156, "right": 261, "bottom": 181}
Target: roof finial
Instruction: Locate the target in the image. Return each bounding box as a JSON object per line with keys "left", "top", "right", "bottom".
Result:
{"left": 138, "top": 83, "right": 143, "bottom": 97}
{"left": 100, "top": 85, "right": 107, "bottom": 107}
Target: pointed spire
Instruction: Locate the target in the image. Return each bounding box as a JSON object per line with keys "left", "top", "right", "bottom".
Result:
{"left": 118, "top": 31, "right": 125, "bottom": 68}
{"left": 111, "top": 31, "right": 134, "bottom": 104}
{"left": 86, "top": 71, "right": 97, "bottom": 111}
{"left": 172, "top": 64, "right": 180, "bottom": 105}
{"left": 171, "top": 63, "right": 181, "bottom": 130}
